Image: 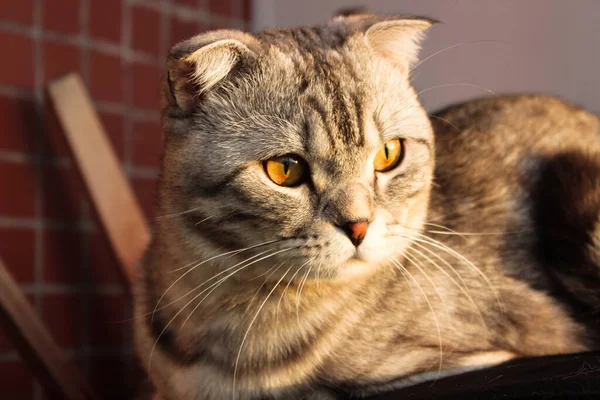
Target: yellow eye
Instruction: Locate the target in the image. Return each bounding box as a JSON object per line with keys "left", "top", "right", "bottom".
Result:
{"left": 264, "top": 155, "right": 306, "bottom": 187}
{"left": 374, "top": 139, "right": 404, "bottom": 172}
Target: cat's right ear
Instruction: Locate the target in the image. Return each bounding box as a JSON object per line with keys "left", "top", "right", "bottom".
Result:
{"left": 165, "top": 30, "right": 259, "bottom": 113}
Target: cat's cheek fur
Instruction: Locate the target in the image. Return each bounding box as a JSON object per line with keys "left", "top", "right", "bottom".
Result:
{"left": 137, "top": 11, "right": 600, "bottom": 400}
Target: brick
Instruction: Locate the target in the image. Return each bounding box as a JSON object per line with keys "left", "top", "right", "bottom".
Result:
{"left": 89, "top": 293, "right": 127, "bottom": 347}
{"left": 43, "top": 96, "right": 71, "bottom": 158}
{"left": 0, "top": 161, "right": 36, "bottom": 218}
{"left": 170, "top": 14, "right": 202, "bottom": 46}
{"left": 42, "top": 0, "right": 80, "bottom": 34}
{"left": 0, "top": 0, "right": 33, "bottom": 24}
{"left": 0, "top": 31, "right": 34, "bottom": 88}
{"left": 89, "top": 0, "right": 121, "bottom": 43}
{"left": 209, "top": 0, "right": 234, "bottom": 17}
{"left": 207, "top": 22, "right": 228, "bottom": 30}
{"left": 0, "top": 294, "right": 35, "bottom": 352}
{"left": 131, "top": 119, "right": 163, "bottom": 168}
{"left": 131, "top": 357, "right": 148, "bottom": 387}
{"left": 42, "top": 164, "right": 85, "bottom": 223}
{"left": 0, "top": 95, "right": 36, "bottom": 153}
{"left": 39, "top": 356, "right": 86, "bottom": 400}
{"left": 98, "top": 112, "right": 125, "bottom": 162}
{"left": 42, "top": 40, "right": 81, "bottom": 83}
{"left": 131, "top": 6, "right": 161, "bottom": 56}
{"left": 131, "top": 177, "right": 157, "bottom": 220}
{"left": 173, "top": 0, "right": 197, "bottom": 6}
{"left": 241, "top": 0, "right": 251, "bottom": 21}
{"left": 0, "top": 329, "right": 15, "bottom": 352}
{"left": 42, "top": 293, "right": 83, "bottom": 348}
{"left": 0, "top": 360, "right": 34, "bottom": 399}
{"left": 0, "top": 227, "right": 35, "bottom": 283}
{"left": 89, "top": 355, "right": 135, "bottom": 399}
{"left": 131, "top": 356, "right": 147, "bottom": 384}
{"left": 121, "top": 302, "right": 133, "bottom": 341}
{"left": 131, "top": 63, "right": 162, "bottom": 110}
{"left": 42, "top": 390, "right": 68, "bottom": 400}
{"left": 89, "top": 51, "right": 123, "bottom": 102}
{"left": 43, "top": 228, "right": 84, "bottom": 284}
{"left": 88, "top": 231, "right": 122, "bottom": 284}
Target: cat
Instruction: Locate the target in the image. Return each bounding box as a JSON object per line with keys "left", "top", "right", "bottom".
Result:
{"left": 134, "top": 13, "right": 600, "bottom": 400}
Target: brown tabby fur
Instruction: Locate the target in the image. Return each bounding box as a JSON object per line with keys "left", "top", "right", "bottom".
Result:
{"left": 134, "top": 14, "right": 600, "bottom": 400}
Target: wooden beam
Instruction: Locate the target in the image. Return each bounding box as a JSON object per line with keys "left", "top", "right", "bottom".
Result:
{"left": 0, "top": 258, "right": 96, "bottom": 400}
{"left": 48, "top": 73, "right": 151, "bottom": 286}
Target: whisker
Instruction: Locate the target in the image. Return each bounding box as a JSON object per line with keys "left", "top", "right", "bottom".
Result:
{"left": 316, "top": 258, "right": 325, "bottom": 289}
{"left": 401, "top": 232, "right": 504, "bottom": 313}
{"left": 426, "top": 230, "right": 522, "bottom": 237}
{"left": 390, "top": 256, "right": 443, "bottom": 381}
{"left": 422, "top": 222, "right": 468, "bottom": 240}
{"left": 151, "top": 207, "right": 208, "bottom": 221}
{"left": 275, "top": 258, "right": 313, "bottom": 328}
{"left": 179, "top": 261, "right": 288, "bottom": 334}
{"left": 423, "top": 222, "right": 529, "bottom": 238}
{"left": 152, "top": 244, "right": 280, "bottom": 323}
{"left": 246, "top": 262, "right": 285, "bottom": 307}
{"left": 169, "top": 239, "right": 282, "bottom": 274}
{"left": 405, "top": 243, "right": 487, "bottom": 331}
{"left": 418, "top": 82, "right": 496, "bottom": 97}
{"left": 146, "top": 249, "right": 277, "bottom": 323}
{"left": 195, "top": 215, "right": 216, "bottom": 226}
{"left": 248, "top": 261, "right": 283, "bottom": 282}
{"left": 403, "top": 251, "right": 452, "bottom": 326}
{"left": 410, "top": 40, "right": 511, "bottom": 77}
{"left": 147, "top": 247, "right": 295, "bottom": 374}
{"left": 296, "top": 261, "right": 315, "bottom": 331}
{"left": 232, "top": 263, "right": 295, "bottom": 400}
{"left": 428, "top": 114, "right": 462, "bottom": 135}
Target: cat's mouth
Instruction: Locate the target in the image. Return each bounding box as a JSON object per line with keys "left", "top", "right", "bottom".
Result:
{"left": 350, "top": 247, "right": 369, "bottom": 262}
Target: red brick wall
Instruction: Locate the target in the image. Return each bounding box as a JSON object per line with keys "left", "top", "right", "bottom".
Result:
{"left": 0, "top": 1, "right": 250, "bottom": 399}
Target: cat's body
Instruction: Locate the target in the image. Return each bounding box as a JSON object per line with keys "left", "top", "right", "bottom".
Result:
{"left": 134, "top": 15, "right": 600, "bottom": 400}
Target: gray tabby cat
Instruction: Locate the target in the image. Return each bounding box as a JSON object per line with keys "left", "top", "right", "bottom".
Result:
{"left": 134, "top": 14, "right": 600, "bottom": 400}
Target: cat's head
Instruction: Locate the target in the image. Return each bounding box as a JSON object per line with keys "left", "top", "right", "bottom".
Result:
{"left": 158, "top": 14, "right": 435, "bottom": 280}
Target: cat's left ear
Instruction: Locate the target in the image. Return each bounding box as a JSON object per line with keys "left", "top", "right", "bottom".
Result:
{"left": 335, "top": 15, "right": 435, "bottom": 71}
{"left": 365, "top": 17, "right": 434, "bottom": 70}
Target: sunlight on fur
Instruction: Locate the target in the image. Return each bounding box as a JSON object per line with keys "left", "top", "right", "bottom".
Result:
{"left": 134, "top": 13, "right": 600, "bottom": 400}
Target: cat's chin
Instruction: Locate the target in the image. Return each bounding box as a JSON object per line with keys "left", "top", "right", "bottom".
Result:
{"left": 334, "top": 251, "right": 392, "bottom": 280}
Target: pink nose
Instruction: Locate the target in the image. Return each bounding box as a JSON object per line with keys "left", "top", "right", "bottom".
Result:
{"left": 341, "top": 221, "right": 368, "bottom": 247}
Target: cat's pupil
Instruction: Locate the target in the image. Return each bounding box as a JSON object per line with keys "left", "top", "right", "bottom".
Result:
{"left": 283, "top": 159, "right": 290, "bottom": 175}
{"left": 384, "top": 145, "right": 390, "bottom": 160}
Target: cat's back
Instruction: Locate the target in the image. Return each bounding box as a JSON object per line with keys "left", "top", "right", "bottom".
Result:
{"left": 431, "top": 94, "right": 600, "bottom": 156}
{"left": 429, "top": 94, "right": 600, "bottom": 215}
{"left": 428, "top": 94, "right": 600, "bottom": 326}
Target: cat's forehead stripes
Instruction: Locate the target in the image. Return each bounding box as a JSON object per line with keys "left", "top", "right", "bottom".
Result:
{"left": 262, "top": 27, "right": 368, "bottom": 150}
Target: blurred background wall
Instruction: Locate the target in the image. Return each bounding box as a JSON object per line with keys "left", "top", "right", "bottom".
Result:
{"left": 0, "top": 1, "right": 249, "bottom": 399}
{"left": 253, "top": 0, "right": 600, "bottom": 113}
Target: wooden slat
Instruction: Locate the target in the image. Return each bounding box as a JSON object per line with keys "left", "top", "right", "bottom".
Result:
{"left": 48, "top": 73, "right": 151, "bottom": 286}
{"left": 0, "top": 258, "right": 96, "bottom": 400}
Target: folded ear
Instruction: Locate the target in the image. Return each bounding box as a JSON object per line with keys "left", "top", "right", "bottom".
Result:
{"left": 331, "top": 14, "right": 435, "bottom": 71}
{"left": 366, "top": 18, "right": 433, "bottom": 70}
{"left": 165, "top": 30, "right": 259, "bottom": 113}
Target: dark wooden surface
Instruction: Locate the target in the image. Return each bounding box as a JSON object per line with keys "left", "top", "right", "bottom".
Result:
{"left": 367, "top": 351, "right": 600, "bottom": 399}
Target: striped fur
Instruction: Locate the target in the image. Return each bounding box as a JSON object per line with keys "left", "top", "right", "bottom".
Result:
{"left": 135, "top": 14, "right": 600, "bottom": 400}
